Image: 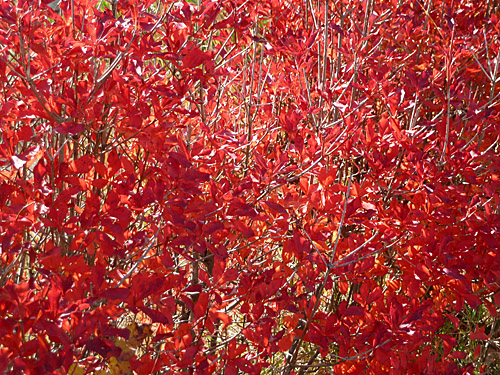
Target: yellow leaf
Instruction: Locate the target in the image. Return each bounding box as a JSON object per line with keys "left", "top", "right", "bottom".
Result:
{"left": 127, "top": 322, "right": 152, "bottom": 348}
{"left": 127, "top": 323, "right": 140, "bottom": 347}
{"left": 109, "top": 356, "right": 131, "bottom": 375}
{"left": 108, "top": 357, "right": 120, "bottom": 375}
{"left": 113, "top": 338, "right": 134, "bottom": 361}
{"left": 68, "top": 363, "right": 85, "bottom": 375}
{"left": 118, "top": 361, "right": 132, "bottom": 373}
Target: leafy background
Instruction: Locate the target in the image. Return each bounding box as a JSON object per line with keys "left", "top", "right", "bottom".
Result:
{"left": 0, "top": 0, "right": 499, "bottom": 374}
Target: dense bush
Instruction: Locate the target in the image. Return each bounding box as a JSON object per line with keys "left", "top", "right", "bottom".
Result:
{"left": 0, "top": 0, "right": 499, "bottom": 374}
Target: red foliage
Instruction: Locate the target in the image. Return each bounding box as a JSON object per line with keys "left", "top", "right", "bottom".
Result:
{"left": 0, "top": 0, "right": 499, "bottom": 374}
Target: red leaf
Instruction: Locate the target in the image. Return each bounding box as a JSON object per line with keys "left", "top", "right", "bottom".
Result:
{"left": 226, "top": 362, "right": 237, "bottom": 375}
{"left": 439, "top": 334, "right": 457, "bottom": 357}
{"left": 182, "top": 46, "right": 212, "bottom": 69}
{"left": 37, "top": 320, "right": 71, "bottom": 346}
{"left": 194, "top": 292, "right": 209, "bottom": 320}
{"left": 54, "top": 122, "right": 85, "bottom": 135}
{"left": 344, "top": 306, "right": 364, "bottom": 317}
{"left": 212, "top": 257, "right": 226, "bottom": 283}
{"left": 69, "top": 155, "right": 95, "bottom": 174}
{"left": 139, "top": 306, "right": 171, "bottom": 324}
{"left": 474, "top": 344, "right": 481, "bottom": 360}
{"left": 277, "top": 333, "right": 293, "bottom": 352}
{"left": 262, "top": 200, "right": 287, "bottom": 215}
{"left": 100, "top": 288, "right": 130, "bottom": 301}
{"left": 231, "top": 219, "right": 255, "bottom": 238}
{"left": 450, "top": 351, "right": 466, "bottom": 360}
{"left": 470, "top": 326, "right": 488, "bottom": 341}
